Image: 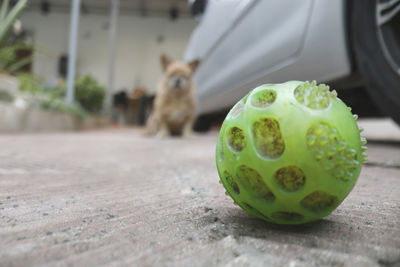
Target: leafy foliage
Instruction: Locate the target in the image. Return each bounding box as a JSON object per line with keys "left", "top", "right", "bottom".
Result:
{"left": 0, "top": 0, "right": 31, "bottom": 74}
{"left": 17, "top": 73, "right": 43, "bottom": 93}
{"left": 16, "top": 73, "right": 86, "bottom": 119}
{"left": 0, "top": 0, "right": 27, "bottom": 47}
{"left": 75, "top": 75, "right": 105, "bottom": 114}
{"left": 40, "top": 96, "right": 86, "bottom": 120}
{"left": 0, "top": 43, "right": 32, "bottom": 74}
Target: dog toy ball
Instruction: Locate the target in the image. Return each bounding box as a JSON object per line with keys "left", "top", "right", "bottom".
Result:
{"left": 216, "top": 81, "right": 367, "bottom": 224}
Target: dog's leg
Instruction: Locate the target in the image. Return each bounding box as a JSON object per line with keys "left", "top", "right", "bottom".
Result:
{"left": 157, "top": 122, "right": 170, "bottom": 138}
{"left": 182, "top": 117, "right": 195, "bottom": 138}
{"left": 144, "top": 112, "right": 158, "bottom": 136}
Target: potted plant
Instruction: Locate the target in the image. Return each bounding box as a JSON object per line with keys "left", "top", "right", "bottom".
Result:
{"left": 0, "top": 0, "right": 28, "bottom": 97}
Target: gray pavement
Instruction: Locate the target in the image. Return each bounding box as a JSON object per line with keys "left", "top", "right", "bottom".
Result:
{"left": 0, "top": 122, "right": 399, "bottom": 266}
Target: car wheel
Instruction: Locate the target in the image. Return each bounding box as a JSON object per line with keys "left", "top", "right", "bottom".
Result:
{"left": 351, "top": 0, "right": 400, "bottom": 124}
{"left": 194, "top": 110, "right": 228, "bottom": 132}
{"left": 194, "top": 114, "right": 213, "bottom": 132}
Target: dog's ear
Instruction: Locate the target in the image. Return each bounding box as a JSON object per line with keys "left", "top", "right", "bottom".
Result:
{"left": 188, "top": 59, "right": 200, "bottom": 73}
{"left": 161, "top": 54, "right": 173, "bottom": 71}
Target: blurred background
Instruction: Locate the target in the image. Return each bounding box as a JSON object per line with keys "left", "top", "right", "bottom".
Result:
{"left": 0, "top": 0, "right": 400, "bottom": 134}
{"left": 0, "top": 0, "right": 197, "bottom": 131}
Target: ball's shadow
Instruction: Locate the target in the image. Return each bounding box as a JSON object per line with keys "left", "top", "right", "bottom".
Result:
{"left": 213, "top": 206, "right": 340, "bottom": 240}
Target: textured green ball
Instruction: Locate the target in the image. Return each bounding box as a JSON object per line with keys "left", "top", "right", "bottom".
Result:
{"left": 216, "top": 81, "right": 367, "bottom": 225}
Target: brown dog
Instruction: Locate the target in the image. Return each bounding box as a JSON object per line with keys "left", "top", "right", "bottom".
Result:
{"left": 145, "top": 54, "right": 200, "bottom": 137}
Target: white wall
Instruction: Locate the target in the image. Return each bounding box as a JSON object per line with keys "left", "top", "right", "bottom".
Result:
{"left": 20, "top": 11, "right": 196, "bottom": 94}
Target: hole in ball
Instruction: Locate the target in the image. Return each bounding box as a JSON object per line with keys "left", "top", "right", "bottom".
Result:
{"left": 300, "top": 190, "right": 338, "bottom": 213}
{"left": 224, "top": 170, "right": 240, "bottom": 194}
{"left": 274, "top": 166, "right": 306, "bottom": 192}
{"left": 227, "top": 127, "right": 246, "bottom": 152}
{"left": 251, "top": 89, "right": 276, "bottom": 108}
{"left": 236, "top": 165, "right": 275, "bottom": 202}
{"left": 252, "top": 118, "right": 285, "bottom": 159}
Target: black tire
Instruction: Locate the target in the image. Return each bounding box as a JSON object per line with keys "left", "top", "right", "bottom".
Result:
{"left": 194, "top": 110, "right": 228, "bottom": 132}
{"left": 194, "top": 114, "right": 214, "bottom": 132}
{"left": 336, "top": 87, "right": 384, "bottom": 117}
{"left": 351, "top": 0, "right": 400, "bottom": 124}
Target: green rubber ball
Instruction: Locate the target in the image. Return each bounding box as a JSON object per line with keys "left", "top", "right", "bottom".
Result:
{"left": 216, "top": 81, "right": 368, "bottom": 225}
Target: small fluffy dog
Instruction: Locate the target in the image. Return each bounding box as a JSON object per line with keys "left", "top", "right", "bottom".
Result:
{"left": 145, "top": 54, "right": 200, "bottom": 137}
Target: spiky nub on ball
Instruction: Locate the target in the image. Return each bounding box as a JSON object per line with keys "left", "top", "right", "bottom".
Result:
{"left": 216, "top": 81, "right": 367, "bottom": 225}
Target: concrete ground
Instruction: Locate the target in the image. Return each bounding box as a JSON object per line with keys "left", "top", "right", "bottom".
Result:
{"left": 0, "top": 119, "right": 399, "bottom": 267}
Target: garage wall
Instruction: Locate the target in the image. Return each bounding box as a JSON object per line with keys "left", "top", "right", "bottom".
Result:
{"left": 20, "top": 11, "right": 196, "bottom": 94}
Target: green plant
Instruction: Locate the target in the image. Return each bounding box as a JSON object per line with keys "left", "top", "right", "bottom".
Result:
{"left": 12, "top": 73, "right": 86, "bottom": 119}
{"left": 0, "top": 43, "right": 32, "bottom": 74}
{"left": 40, "top": 96, "right": 86, "bottom": 120}
{"left": 16, "top": 73, "right": 64, "bottom": 97}
{"left": 216, "top": 81, "right": 367, "bottom": 225}
{"left": 16, "top": 72, "right": 43, "bottom": 93}
{"left": 75, "top": 75, "right": 105, "bottom": 114}
{"left": 0, "top": 0, "right": 27, "bottom": 47}
{"left": 0, "top": 0, "right": 31, "bottom": 74}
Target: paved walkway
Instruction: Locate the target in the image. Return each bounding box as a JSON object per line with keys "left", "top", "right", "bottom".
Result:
{"left": 0, "top": 125, "right": 399, "bottom": 266}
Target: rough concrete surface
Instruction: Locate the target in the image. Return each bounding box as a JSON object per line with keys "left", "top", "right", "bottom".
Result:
{"left": 0, "top": 124, "right": 399, "bottom": 267}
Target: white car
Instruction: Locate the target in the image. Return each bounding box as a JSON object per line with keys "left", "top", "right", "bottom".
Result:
{"left": 185, "top": 0, "right": 400, "bottom": 130}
